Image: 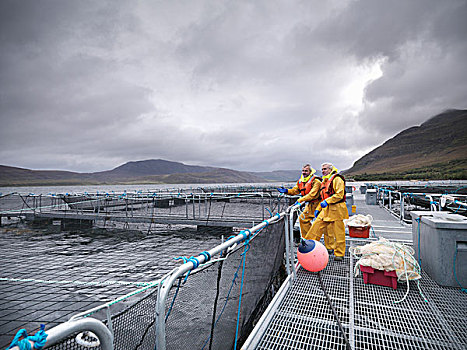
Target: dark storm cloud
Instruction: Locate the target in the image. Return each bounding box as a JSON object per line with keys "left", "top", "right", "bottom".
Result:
{"left": 308, "top": 0, "right": 467, "bottom": 139}
{"left": 0, "top": 0, "right": 155, "bottom": 170}
{"left": 1, "top": 0, "right": 466, "bottom": 173}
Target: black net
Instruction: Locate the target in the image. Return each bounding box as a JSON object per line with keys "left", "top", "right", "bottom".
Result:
{"left": 164, "top": 220, "right": 285, "bottom": 350}
{"left": 45, "top": 218, "right": 286, "bottom": 350}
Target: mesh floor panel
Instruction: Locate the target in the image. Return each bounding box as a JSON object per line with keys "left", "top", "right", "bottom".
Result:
{"left": 254, "top": 239, "right": 467, "bottom": 350}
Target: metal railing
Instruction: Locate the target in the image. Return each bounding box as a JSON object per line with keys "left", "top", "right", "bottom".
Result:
{"left": 44, "top": 318, "right": 113, "bottom": 350}
{"left": 374, "top": 185, "right": 467, "bottom": 222}
{"left": 0, "top": 191, "right": 287, "bottom": 222}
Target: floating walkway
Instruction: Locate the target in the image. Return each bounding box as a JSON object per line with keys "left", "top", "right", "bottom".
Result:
{"left": 0, "top": 191, "right": 288, "bottom": 229}
{"left": 243, "top": 195, "right": 467, "bottom": 350}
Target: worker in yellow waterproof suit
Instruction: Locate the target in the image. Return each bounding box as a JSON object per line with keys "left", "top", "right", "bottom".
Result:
{"left": 278, "top": 164, "right": 334, "bottom": 251}
{"left": 304, "top": 163, "right": 348, "bottom": 261}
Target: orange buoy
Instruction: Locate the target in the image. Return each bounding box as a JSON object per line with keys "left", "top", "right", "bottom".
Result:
{"left": 297, "top": 239, "right": 329, "bottom": 272}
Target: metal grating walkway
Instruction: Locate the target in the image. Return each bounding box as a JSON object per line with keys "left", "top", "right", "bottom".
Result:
{"left": 251, "top": 241, "right": 467, "bottom": 349}
{"left": 246, "top": 196, "right": 467, "bottom": 349}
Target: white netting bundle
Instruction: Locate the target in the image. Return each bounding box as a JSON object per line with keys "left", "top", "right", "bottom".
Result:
{"left": 350, "top": 237, "right": 420, "bottom": 281}
{"left": 350, "top": 237, "right": 427, "bottom": 303}
{"left": 344, "top": 214, "right": 373, "bottom": 227}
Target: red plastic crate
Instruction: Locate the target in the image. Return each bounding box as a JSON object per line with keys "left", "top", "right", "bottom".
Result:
{"left": 349, "top": 225, "right": 370, "bottom": 238}
{"left": 360, "top": 265, "right": 398, "bottom": 290}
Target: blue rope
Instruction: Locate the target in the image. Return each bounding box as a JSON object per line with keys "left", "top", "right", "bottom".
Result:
{"left": 200, "top": 242, "right": 248, "bottom": 350}
{"left": 6, "top": 329, "right": 29, "bottom": 350}
{"left": 202, "top": 222, "right": 276, "bottom": 348}
{"left": 174, "top": 256, "right": 188, "bottom": 264}
{"left": 200, "top": 251, "right": 211, "bottom": 262}
{"left": 165, "top": 278, "right": 182, "bottom": 322}
{"left": 167, "top": 252, "right": 210, "bottom": 323}
{"left": 240, "top": 229, "right": 251, "bottom": 240}
{"left": 234, "top": 238, "right": 250, "bottom": 350}
{"left": 6, "top": 324, "right": 47, "bottom": 350}
{"left": 187, "top": 257, "right": 200, "bottom": 269}
{"left": 265, "top": 207, "right": 273, "bottom": 216}
{"left": 453, "top": 247, "right": 467, "bottom": 294}
{"left": 454, "top": 186, "right": 467, "bottom": 193}
{"left": 174, "top": 256, "right": 200, "bottom": 282}
{"left": 370, "top": 226, "right": 377, "bottom": 238}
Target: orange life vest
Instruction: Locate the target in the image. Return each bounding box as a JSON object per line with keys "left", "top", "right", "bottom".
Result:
{"left": 297, "top": 176, "right": 322, "bottom": 202}
{"left": 320, "top": 174, "right": 346, "bottom": 203}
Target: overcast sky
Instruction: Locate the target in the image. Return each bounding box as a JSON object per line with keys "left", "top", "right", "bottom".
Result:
{"left": 1, "top": 0, "right": 466, "bottom": 173}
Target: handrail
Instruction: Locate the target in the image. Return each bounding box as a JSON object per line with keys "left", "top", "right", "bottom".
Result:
{"left": 288, "top": 205, "right": 301, "bottom": 280}
{"left": 0, "top": 191, "right": 281, "bottom": 215}
{"left": 44, "top": 317, "right": 113, "bottom": 350}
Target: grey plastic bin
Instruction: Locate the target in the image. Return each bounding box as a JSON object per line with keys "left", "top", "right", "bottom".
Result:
{"left": 411, "top": 211, "right": 467, "bottom": 287}
{"left": 411, "top": 211, "right": 435, "bottom": 262}
{"left": 365, "top": 189, "right": 377, "bottom": 205}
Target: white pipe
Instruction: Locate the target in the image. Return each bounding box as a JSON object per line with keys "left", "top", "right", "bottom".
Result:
{"left": 43, "top": 318, "right": 113, "bottom": 350}
{"left": 425, "top": 195, "right": 437, "bottom": 211}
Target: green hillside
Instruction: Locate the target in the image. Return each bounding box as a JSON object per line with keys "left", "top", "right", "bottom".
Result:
{"left": 0, "top": 161, "right": 266, "bottom": 186}
{"left": 345, "top": 109, "right": 467, "bottom": 180}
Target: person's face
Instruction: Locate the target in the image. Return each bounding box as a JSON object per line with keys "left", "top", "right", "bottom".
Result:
{"left": 321, "top": 165, "right": 332, "bottom": 176}
{"left": 302, "top": 166, "right": 311, "bottom": 177}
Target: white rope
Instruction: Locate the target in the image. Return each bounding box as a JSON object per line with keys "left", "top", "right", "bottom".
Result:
{"left": 75, "top": 331, "right": 100, "bottom": 348}
{"left": 350, "top": 238, "right": 428, "bottom": 303}
{"left": 0, "top": 277, "right": 152, "bottom": 287}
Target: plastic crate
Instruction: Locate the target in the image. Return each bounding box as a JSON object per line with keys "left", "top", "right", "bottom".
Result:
{"left": 360, "top": 265, "right": 398, "bottom": 290}
{"left": 349, "top": 226, "right": 370, "bottom": 238}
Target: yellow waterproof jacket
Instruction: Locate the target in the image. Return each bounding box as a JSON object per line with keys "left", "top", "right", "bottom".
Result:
{"left": 290, "top": 177, "right": 322, "bottom": 214}
{"left": 319, "top": 176, "right": 349, "bottom": 222}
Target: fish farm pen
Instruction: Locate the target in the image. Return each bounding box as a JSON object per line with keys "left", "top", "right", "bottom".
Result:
{"left": 365, "top": 181, "right": 467, "bottom": 223}
{"left": 0, "top": 181, "right": 466, "bottom": 349}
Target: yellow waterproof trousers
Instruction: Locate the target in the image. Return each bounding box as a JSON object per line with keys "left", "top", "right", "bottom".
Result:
{"left": 305, "top": 218, "right": 345, "bottom": 257}
{"left": 298, "top": 205, "right": 313, "bottom": 235}
{"left": 300, "top": 206, "right": 335, "bottom": 251}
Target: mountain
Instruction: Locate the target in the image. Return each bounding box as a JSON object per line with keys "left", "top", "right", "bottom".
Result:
{"left": 249, "top": 170, "right": 299, "bottom": 182}
{"left": 0, "top": 165, "right": 94, "bottom": 185}
{"left": 344, "top": 109, "right": 467, "bottom": 180}
{"left": 92, "top": 159, "right": 215, "bottom": 180}
{"left": 0, "top": 159, "right": 265, "bottom": 186}
{"left": 136, "top": 168, "right": 264, "bottom": 184}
